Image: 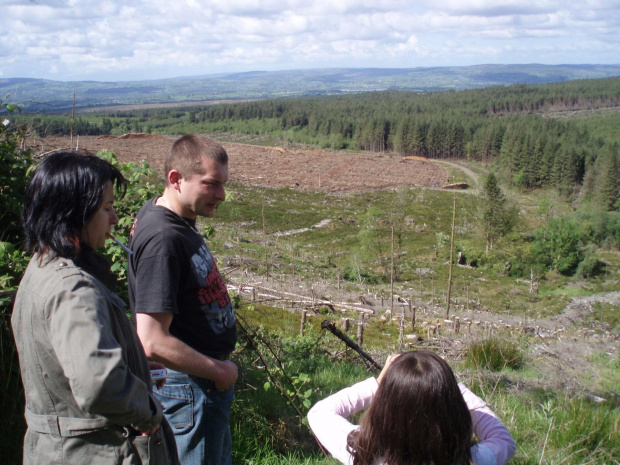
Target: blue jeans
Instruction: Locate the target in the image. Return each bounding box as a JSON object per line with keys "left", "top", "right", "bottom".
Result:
{"left": 154, "top": 368, "right": 234, "bottom": 465}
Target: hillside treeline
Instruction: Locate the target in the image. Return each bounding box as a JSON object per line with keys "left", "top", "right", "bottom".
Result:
{"left": 23, "top": 77, "right": 620, "bottom": 207}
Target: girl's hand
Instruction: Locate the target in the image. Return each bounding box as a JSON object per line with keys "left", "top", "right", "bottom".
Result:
{"left": 377, "top": 353, "right": 401, "bottom": 384}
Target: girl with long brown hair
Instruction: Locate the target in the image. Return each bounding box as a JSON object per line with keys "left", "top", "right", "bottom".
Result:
{"left": 308, "top": 350, "right": 515, "bottom": 465}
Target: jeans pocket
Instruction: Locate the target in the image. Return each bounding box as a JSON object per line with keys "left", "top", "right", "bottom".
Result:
{"left": 154, "top": 383, "right": 194, "bottom": 434}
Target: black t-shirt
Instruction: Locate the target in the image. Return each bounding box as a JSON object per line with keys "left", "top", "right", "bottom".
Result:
{"left": 128, "top": 197, "right": 236, "bottom": 356}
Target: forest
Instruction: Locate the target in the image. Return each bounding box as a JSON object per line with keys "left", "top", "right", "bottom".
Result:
{"left": 21, "top": 77, "right": 620, "bottom": 206}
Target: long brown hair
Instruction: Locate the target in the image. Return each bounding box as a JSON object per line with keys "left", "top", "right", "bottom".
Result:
{"left": 349, "top": 350, "right": 473, "bottom": 465}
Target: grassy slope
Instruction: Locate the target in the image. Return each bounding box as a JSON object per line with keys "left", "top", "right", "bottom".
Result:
{"left": 199, "top": 163, "right": 619, "bottom": 464}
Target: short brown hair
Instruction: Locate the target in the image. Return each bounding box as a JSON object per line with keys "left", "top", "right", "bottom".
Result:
{"left": 164, "top": 134, "right": 228, "bottom": 181}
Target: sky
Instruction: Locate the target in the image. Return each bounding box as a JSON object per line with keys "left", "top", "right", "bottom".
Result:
{"left": 2, "top": 0, "right": 620, "bottom": 82}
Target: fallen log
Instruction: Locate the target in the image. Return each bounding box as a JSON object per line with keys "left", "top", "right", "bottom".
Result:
{"left": 229, "top": 284, "right": 373, "bottom": 314}
{"left": 441, "top": 182, "right": 469, "bottom": 190}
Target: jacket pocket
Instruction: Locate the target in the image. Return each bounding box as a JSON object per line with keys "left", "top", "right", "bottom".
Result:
{"left": 128, "top": 428, "right": 167, "bottom": 465}
{"left": 154, "top": 383, "right": 194, "bottom": 434}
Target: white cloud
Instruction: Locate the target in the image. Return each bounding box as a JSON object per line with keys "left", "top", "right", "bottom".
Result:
{"left": 1, "top": 0, "right": 619, "bottom": 80}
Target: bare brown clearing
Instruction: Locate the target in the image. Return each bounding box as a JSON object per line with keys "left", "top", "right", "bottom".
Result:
{"left": 29, "top": 134, "right": 450, "bottom": 192}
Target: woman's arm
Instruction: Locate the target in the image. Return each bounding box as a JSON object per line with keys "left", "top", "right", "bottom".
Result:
{"left": 459, "top": 384, "right": 517, "bottom": 465}
{"left": 48, "top": 276, "right": 160, "bottom": 431}
{"left": 307, "top": 377, "right": 378, "bottom": 465}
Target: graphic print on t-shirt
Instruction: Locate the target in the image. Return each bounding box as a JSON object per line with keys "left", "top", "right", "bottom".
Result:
{"left": 190, "top": 244, "right": 235, "bottom": 335}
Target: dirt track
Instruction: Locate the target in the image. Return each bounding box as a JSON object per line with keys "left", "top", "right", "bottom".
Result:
{"left": 29, "top": 134, "right": 450, "bottom": 193}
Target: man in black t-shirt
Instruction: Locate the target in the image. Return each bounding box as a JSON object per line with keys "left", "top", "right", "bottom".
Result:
{"left": 129, "top": 134, "right": 237, "bottom": 465}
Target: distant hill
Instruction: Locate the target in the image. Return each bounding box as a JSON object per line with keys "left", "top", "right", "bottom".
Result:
{"left": 2, "top": 64, "right": 620, "bottom": 113}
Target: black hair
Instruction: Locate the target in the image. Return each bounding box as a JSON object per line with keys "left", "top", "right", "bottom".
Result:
{"left": 22, "top": 151, "right": 126, "bottom": 259}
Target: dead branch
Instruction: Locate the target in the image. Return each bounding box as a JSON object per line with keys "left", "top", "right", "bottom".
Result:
{"left": 321, "top": 320, "right": 382, "bottom": 371}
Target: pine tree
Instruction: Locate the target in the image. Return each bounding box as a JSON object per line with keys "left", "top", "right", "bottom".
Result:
{"left": 597, "top": 144, "right": 620, "bottom": 211}
{"left": 482, "top": 172, "right": 517, "bottom": 251}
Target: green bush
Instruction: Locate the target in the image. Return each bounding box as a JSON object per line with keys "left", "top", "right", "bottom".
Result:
{"left": 533, "top": 216, "right": 588, "bottom": 275}
{"left": 0, "top": 98, "right": 34, "bottom": 292}
{"left": 0, "top": 96, "right": 32, "bottom": 464}
{"left": 465, "top": 338, "right": 525, "bottom": 371}
{"left": 575, "top": 244, "right": 605, "bottom": 278}
{"left": 576, "top": 208, "right": 620, "bottom": 249}
{"left": 341, "top": 260, "right": 380, "bottom": 284}
{"left": 96, "top": 150, "right": 163, "bottom": 299}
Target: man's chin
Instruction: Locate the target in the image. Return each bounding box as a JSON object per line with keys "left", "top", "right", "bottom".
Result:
{"left": 200, "top": 207, "right": 216, "bottom": 217}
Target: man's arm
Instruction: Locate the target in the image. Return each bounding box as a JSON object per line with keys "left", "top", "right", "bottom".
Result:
{"left": 136, "top": 312, "right": 238, "bottom": 391}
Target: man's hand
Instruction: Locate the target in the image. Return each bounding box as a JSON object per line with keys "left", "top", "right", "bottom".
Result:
{"left": 137, "top": 313, "right": 237, "bottom": 387}
{"left": 214, "top": 360, "right": 238, "bottom": 392}
{"left": 148, "top": 360, "right": 167, "bottom": 390}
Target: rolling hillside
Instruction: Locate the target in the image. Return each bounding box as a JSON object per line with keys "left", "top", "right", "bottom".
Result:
{"left": 2, "top": 64, "right": 620, "bottom": 112}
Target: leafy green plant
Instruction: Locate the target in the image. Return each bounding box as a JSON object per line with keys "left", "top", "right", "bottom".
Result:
{"left": 264, "top": 372, "right": 313, "bottom": 412}
{"left": 95, "top": 149, "right": 163, "bottom": 297}
{"left": 0, "top": 244, "right": 29, "bottom": 292}
{"left": 235, "top": 311, "right": 326, "bottom": 428}
{"left": 0, "top": 96, "right": 34, "bottom": 292}
{"left": 0, "top": 95, "right": 32, "bottom": 464}
{"left": 481, "top": 172, "right": 518, "bottom": 252}
{"left": 575, "top": 243, "right": 605, "bottom": 278}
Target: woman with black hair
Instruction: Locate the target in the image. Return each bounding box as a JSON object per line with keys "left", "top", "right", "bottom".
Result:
{"left": 308, "top": 350, "right": 516, "bottom": 465}
{"left": 11, "top": 152, "right": 179, "bottom": 465}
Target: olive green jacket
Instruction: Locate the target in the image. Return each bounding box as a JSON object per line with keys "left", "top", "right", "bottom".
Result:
{"left": 12, "top": 254, "right": 178, "bottom": 465}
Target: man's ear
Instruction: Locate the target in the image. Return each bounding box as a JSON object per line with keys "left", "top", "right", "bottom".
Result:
{"left": 168, "top": 169, "right": 182, "bottom": 189}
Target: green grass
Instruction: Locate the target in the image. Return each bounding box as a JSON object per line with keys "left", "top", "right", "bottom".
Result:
{"left": 586, "top": 351, "right": 620, "bottom": 394}
{"left": 539, "top": 285, "right": 594, "bottom": 298}
{"left": 459, "top": 377, "right": 620, "bottom": 464}
{"left": 230, "top": 304, "right": 620, "bottom": 465}
{"left": 492, "top": 388, "right": 619, "bottom": 464}
{"left": 465, "top": 337, "right": 526, "bottom": 371}
{"left": 437, "top": 163, "right": 471, "bottom": 185}
{"left": 588, "top": 302, "right": 620, "bottom": 330}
